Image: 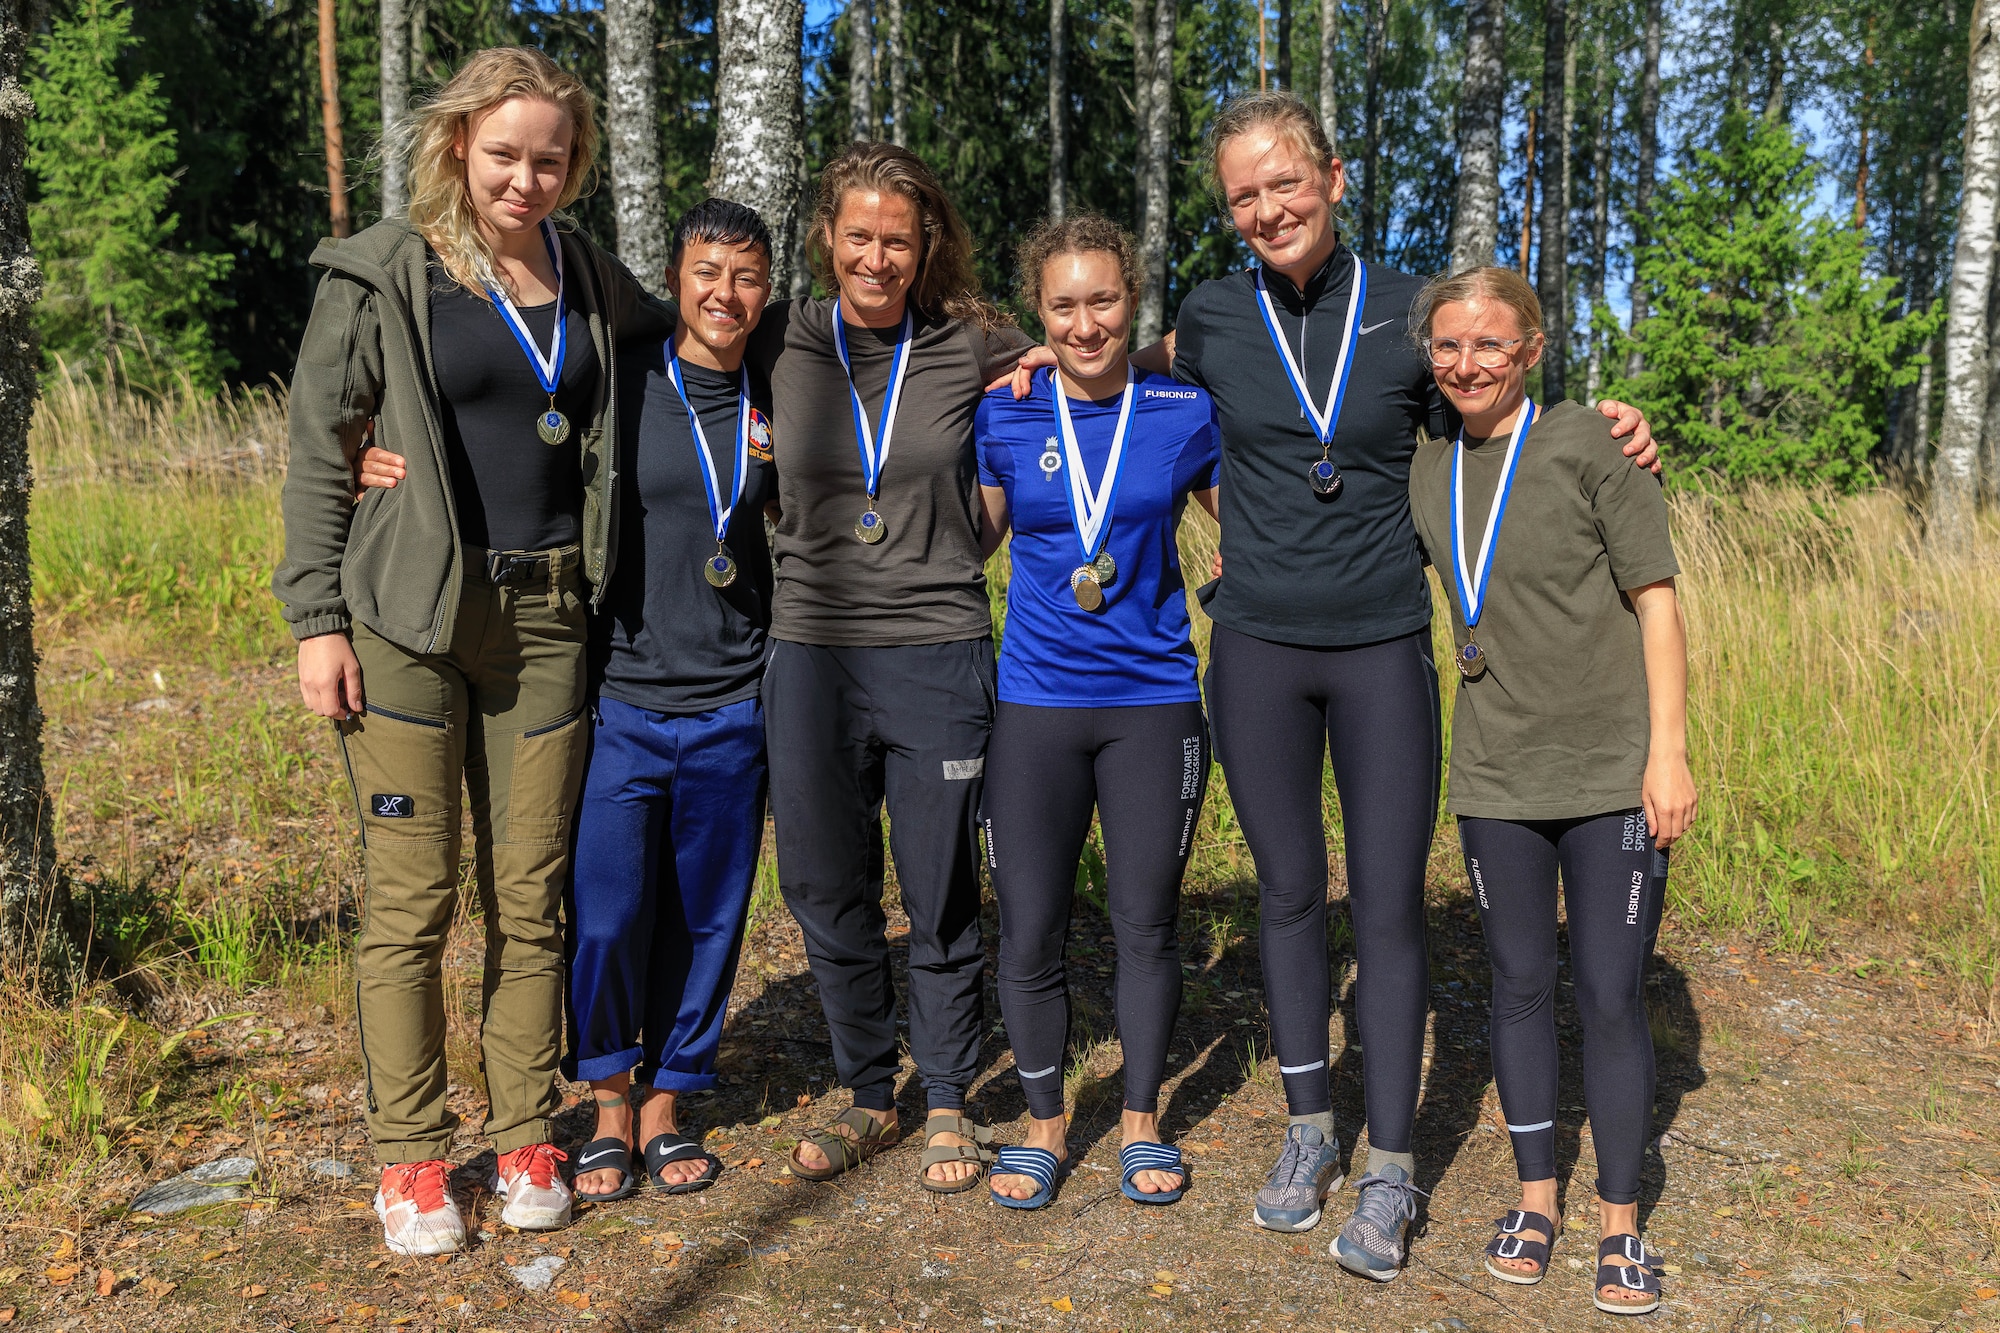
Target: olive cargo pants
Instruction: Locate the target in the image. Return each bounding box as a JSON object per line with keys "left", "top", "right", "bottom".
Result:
{"left": 337, "top": 549, "right": 588, "bottom": 1163}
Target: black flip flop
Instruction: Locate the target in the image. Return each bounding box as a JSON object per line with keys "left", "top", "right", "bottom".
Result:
{"left": 644, "top": 1132, "right": 723, "bottom": 1194}
{"left": 572, "top": 1136, "right": 638, "bottom": 1202}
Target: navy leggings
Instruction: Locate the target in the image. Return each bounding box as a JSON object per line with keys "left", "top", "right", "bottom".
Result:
{"left": 984, "top": 701, "right": 1209, "bottom": 1120}
{"left": 1206, "top": 624, "right": 1440, "bottom": 1152}
{"left": 1458, "top": 810, "right": 1666, "bottom": 1204}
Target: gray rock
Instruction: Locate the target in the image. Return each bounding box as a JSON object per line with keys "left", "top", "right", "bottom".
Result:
{"left": 507, "top": 1253, "right": 566, "bottom": 1291}
{"left": 131, "top": 1156, "right": 258, "bottom": 1214}
{"left": 307, "top": 1158, "right": 355, "bottom": 1179}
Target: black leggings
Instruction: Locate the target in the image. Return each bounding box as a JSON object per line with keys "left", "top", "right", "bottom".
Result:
{"left": 1457, "top": 810, "right": 1666, "bottom": 1205}
{"left": 1206, "top": 624, "right": 1440, "bottom": 1152}
{"left": 984, "top": 701, "right": 1209, "bottom": 1120}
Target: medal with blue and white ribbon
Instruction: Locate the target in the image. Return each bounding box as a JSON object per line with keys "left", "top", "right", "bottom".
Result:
{"left": 1253, "top": 253, "right": 1367, "bottom": 496}
{"left": 1449, "top": 398, "right": 1538, "bottom": 679}
{"left": 484, "top": 219, "right": 571, "bottom": 446}
{"left": 832, "top": 301, "right": 913, "bottom": 544}
{"left": 1051, "top": 365, "right": 1134, "bottom": 611}
{"left": 665, "top": 340, "right": 753, "bottom": 589}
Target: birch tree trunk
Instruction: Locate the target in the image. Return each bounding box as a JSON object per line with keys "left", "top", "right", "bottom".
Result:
{"left": 1536, "top": 0, "right": 1568, "bottom": 401}
{"left": 884, "top": 0, "right": 907, "bottom": 146}
{"left": 1360, "top": 0, "right": 1385, "bottom": 259}
{"left": 1048, "top": 0, "right": 1066, "bottom": 220}
{"left": 410, "top": 0, "right": 426, "bottom": 83}
{"left": 712, "top": 0, "right": 806, "bottom": 294}
{"left": 380, "top": 0, "right": 408, "bottom": 216}
{"left": 607, "top": 0, "right": 668, "bottom": 291}
{"left": 1277, "top": 0, "right": 1292, "bottom": 89}
{"left": 1584, "top": 25, "right": 1610, "bottom": 405}
{"left": 1450, "top": 0, "right": 1502, "bottom": 271}
{"left": 317, "top": 0, "right": 350, "bottom": 237}
{"left": 1135, "top": 0, "right": 1175, "bottom": 346}
{"left": 1318, "top": 0, "right": 1338, "bottom": 153}
{"left": 1624, "top": 0, "right": 1662, "bottom": 378}
{"left": 0, "top": 0, "right": 69, "bottom": 992}
{"left": 1932, "top": 0, "right": 2000, "bottom": 554}
{"left": 847, "top": 0, "right": 874, "bottom": 142}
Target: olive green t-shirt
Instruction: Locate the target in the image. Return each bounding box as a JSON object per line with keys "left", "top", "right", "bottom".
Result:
{"left": 1408, "top": 400, "right": 1680, "bottom": 820}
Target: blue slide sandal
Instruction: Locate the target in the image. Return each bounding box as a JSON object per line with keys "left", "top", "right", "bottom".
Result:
{"left": 1119, "top": 1141, "right": 1189, "bottom": 1205}
{"left": 989, "top": 1145, "right": 1063, "bottom": 1210}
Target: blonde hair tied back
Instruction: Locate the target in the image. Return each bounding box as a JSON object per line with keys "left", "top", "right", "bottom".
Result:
{"left": 403, "top": 46, "right": 601, "bottom": 297}
{"left": 1409, "top": 265, "right": 1545, "bottom": 351}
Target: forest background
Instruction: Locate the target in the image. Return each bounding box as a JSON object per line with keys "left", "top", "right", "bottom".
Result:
{"left": 2, "top": 0, "right": 2000, "bottom": 1280}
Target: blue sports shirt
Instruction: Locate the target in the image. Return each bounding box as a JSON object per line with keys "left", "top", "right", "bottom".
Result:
{"left": 975, "top": 367, "right": 1222, "bottom": 708}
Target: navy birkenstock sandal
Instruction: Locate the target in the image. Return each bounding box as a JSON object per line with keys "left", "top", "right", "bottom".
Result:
{"left": 1118, "top": 1141, "right": 1188, "bottom": 1205}
{"left": 988, "top": 1145, "right": 1063, "bottom": 1210}
{"left": 1482, "top": 1209, "right": 1558, "bottom": 1284}
{"left": 571, "top": 1136, "right": 638, "bottom": 1203}
{"left": 1594, "top": 1234, "right": 1662, "bottom": 1315}
{"left": 643, "top": 1132, "right": 722, "bottom": 1194}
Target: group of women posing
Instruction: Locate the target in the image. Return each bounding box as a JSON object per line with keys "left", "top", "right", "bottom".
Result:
{"left": 276, "top": 44, "right": 1695, "bottom": 1316}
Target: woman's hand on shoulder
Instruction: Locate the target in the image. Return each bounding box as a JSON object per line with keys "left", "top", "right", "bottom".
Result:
{"left": 298, "top": 633, "right": 364, "bottom": 720}
{"left": 1596, "top": 398, "right": 1661, "bottom": 475}
{"left": 993, "top": 345, "right": 1058, "bottom": 398}
{"left": 356, "top": 444, "right": 407, "bottom": 497}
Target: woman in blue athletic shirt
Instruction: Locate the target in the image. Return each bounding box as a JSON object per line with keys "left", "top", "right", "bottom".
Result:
{"left": 974, "top": 215, "right": 1219, "bottom": 1211}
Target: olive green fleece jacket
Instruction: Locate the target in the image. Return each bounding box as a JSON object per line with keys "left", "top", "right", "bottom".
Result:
{"left": 272, "top": 218, "right": 672, "bottom": 654}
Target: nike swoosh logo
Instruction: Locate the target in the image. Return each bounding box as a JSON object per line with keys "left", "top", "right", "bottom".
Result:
{"left": 578, "top": 1149, "right": 625, "bottom": 1165}
{"left": 1359, "top": 319, "right": 1396, "bottom": 335}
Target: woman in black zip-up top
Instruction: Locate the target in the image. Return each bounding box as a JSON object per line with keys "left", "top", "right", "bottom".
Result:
{"left": 273, "top": 46, "right": 664, "bottom": 1257}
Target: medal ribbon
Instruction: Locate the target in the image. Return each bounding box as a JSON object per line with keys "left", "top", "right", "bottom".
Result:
{"left": 1050, "top": 366, "right": 1135, "bottom": 564}
{"left": 1450, "top": 399, "right": 1539, "bottom": 630}
{"left": 831, "top": 301, "right": 914, "bottom": 501}
{"left": 665, "top": 339, "right": 752, "bottom": 545}
{"left": 483, "top": 219, "right": 567, "bottom": 397}
{"left": 1253, "top": 253, "right": 1367, "bottom": 446}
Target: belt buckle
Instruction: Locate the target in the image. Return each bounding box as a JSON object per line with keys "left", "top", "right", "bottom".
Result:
{"left": 485, "top": 551, "right": 536, "bottom": 586}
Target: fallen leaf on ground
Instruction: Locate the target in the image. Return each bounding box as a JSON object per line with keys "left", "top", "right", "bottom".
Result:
{"left": 741, "top": 1157, "right": 764, "bottom": 1168}
{"left": 1979, "top": 1288, "right": 2000, "bottom": 1300}
{"left": 555, "top": 1291, "right": 590, "bottom": 1309}
{"left": 0, "top": 1271, "right": 16, "bottom": 1287}
{"left": 139, "top": 1278, "right": 176, "bottom": 1298}
{"left": 1151, "top": 1284, "right": 1172, "bottom": 1295}
{"left": 0, "top": 1307, "right": 14, "bottom": 1322}
{"left": 366, "top": 1257, "right": 389, "bottom": 1270}
{"left": 45, "top": 1265, "right": 80, "bottom": 1285}
{"left": 441, "top": 1294, "right": 466, "bottom": 1308}
{"left": 49, "top": 1237, "right": 75, "bottom": 1263}
{"left": 1049, "top": 1296, "right": 1073, "bottom": 1312}
{"left": 346, "top": 1306, "right": 378, "bottom": 1320}
{"left": 1155, "top": 1271, "right": 1175, "bottom": 1281}
{"left": 95, "top": 1268, "right": 115, "bottom": 1296}
{"left": 1014, "top": 1258, "right": 1033, "bottom": 1269}
{"left": 241, "top": 1284, "right": 267, "bottom": 1298}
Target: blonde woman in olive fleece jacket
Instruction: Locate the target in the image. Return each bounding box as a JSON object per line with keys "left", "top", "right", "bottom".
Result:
{"left": 271, "top": 46, "right": 669, "bottom": 1258}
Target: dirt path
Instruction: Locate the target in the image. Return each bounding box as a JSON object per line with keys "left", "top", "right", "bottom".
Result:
{"left": 10, "top": 893, "right": 1999, "bottom": 1332}
{"left": 11, "top": 642, "right": 2000, "bottom": 1330}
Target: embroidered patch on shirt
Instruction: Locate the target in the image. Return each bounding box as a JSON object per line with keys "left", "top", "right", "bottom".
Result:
{"left": 748, "top": 407, "right": 775, "bottom": 461}
{"left": 941, "top": 758, "right": 985, "bottom": 781}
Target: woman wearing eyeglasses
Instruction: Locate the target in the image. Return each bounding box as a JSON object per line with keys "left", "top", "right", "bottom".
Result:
{"left": 1407, "top": 266, "right": 1692, "bottom": 1316}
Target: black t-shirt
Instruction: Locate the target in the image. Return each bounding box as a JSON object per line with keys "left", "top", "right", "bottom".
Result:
{"left": 429, "top": 262, "right": 601, "bottom": 552}
{"left": 596, "top": 342, "right": 777, "bottom": 715}
{"left": 1174, "top": 246, "right": 1451, "bottom": 647}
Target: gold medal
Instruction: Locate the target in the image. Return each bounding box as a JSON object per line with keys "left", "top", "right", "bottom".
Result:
{"left": 1456, "top": 638, "right": 1486, "bottom": 679}
{"left": 1071, "top": 566, "right": 1104, "bottom": 611}
{"left": 855, "top": 508, "right": 888, "bottom": 544}
{"left": 704, "top": 546, "right": 738, "bottom": 588}
{"left": 537, "top": 402, "right": 571, "bottom": 446}
{"left": 1091, "top": 548, "right": 1117, "bottom": 584}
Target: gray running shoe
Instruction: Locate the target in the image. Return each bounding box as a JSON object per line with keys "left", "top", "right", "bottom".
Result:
{"left": 1330, "top": 1163, "right": 1427, "bottom": 1281}
{"left": 1251, "top": 1123, "right": 1344, "bottom": 1233}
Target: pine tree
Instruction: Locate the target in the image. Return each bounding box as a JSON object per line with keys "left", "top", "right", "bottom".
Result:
{"left": 1604, "top": 110, "right": 1937, "bottom": 490}
{"left": 27, "top": 0, "right": 232, "bottom": 390}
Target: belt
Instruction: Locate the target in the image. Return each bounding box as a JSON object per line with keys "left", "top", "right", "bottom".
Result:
{"left": 468, "top": 545, "right": 579, "bottom": 589}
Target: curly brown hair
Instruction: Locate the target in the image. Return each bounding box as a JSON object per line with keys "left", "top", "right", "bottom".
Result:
{"left": 1013, "top": 213, "right": 1140, "bottom": 313}
{"left": 806, "top": 142, "right": 1007, "bottom": 330}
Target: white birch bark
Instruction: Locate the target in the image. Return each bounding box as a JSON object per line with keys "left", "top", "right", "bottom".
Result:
{"left": 410, "top": 0, "right": 425, "bottom": 83}
{"left": 1049, "top": 0, "right": 1067, "bottom": 219}
{"left": 848, "top": 0, "right": 874, "bottom": 142}
{"left": 885, "top": 0, "right": 907, "bottom": 146}
{"left": 1934, "top": 0, "right": 2000, "bottom": 553}
{"left": 711, "top": 0, "right": 806, "bottom": 294}
{"left": 1450, "top": 0, "right": 1502, "bottom": 271}
{"left": 607, "top": 0, "right": 667, "bottom": 291}
{"left": 1135, "top": 0, "right": 1175, "bottom": 345}
{"left": 379, "top": 0, "right": 408, "bottom": 216}
{"left": 1318, "top": 0, "right": 1338, "bottom": 153}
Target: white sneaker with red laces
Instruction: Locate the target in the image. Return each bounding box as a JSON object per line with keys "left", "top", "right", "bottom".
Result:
{"left": 493, "top": 1143, "right": 572, "bottom": 1230}
{"left": 375, "top": 1160, "right": 466, "bottom": 1256}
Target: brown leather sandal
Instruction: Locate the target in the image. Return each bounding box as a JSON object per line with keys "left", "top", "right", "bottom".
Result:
{"left": 918, "top": 1112, "right": 997, "bottom": 1195}
{"left": 788, "top": 1107, "right": 899, "bottom": 1181}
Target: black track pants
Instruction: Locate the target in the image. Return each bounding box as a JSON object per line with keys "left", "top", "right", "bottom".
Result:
{"left": 984, "top": 701, "right": 1209, "bottom": 1121}
{"left": 765, "top": 638, "right": 994, "bottom": 1113}
{"left": 1206, "top": 624, "right": 1440, "bottom": 1150}
{"left": 1457, "top": 810, "right": 1666, "bottom": 1205}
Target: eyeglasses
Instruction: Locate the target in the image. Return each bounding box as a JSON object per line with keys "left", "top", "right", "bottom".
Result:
{"left": 1425, "top": 336, "right": 1527, "bottom": 369}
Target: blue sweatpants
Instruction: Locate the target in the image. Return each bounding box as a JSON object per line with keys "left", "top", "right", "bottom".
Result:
{"left": 565, "top": 694, "right": 768, "bottom": 1091}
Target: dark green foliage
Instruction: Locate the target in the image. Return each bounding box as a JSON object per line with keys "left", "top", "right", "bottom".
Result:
{"left": 1603, "top": 111, "right": 1938, "bottom": 490}
{"left": 29, "top": 0, "right": 234, "bottom": 391}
